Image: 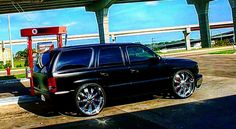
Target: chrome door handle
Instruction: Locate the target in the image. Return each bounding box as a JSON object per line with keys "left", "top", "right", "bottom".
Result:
{"left": 130, "top": 69, "right": 139, "bottom": 73}
{"left": 100, "top": 72, "right": 109, "bottom": 77}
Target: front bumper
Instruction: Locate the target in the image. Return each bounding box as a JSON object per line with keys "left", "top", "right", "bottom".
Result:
{"left": 195, "top": 74, "right": 203, "bottom": 88}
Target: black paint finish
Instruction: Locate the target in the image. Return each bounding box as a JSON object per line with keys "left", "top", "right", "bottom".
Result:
{"left": 33, "top": 43, "right": 202, "bottom": 99}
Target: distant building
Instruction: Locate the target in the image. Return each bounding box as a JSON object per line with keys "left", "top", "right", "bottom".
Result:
{"left": 0, "top": 44, "right": 12, "bottom": 62}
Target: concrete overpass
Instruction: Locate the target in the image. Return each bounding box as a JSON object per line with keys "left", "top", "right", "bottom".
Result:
{"left": 0, "top": 0, "right": 236, "bottom": 48}
{"left": 2, "top": 21, "right": 233, "bottom": 51}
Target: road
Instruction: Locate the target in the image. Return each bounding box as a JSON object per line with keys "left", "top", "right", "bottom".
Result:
{"left": 0, "top": 53, "right": 236, "bottom": 129}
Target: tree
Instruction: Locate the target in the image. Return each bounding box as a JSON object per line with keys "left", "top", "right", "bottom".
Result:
{"left": 14, "top": 48, "right": 36, "bottom": 67}
{"left": 15, "top": 48, "right": 36, "bottom": 60}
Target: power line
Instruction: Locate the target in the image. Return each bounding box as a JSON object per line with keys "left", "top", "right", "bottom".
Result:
{"left": 11, "top": 1, "right": 36, "bottom": 27}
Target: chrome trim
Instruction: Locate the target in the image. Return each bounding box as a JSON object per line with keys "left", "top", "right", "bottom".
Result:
{"left": 54, "top": 91, "right": 70, "bottom": 95}
{"left": 74, "top": 78, "right": 99, "bottom": 84}
{"left": 109, "top": 77, "right": 169, "bottom": 88}
{"left": 109, "top": 82, "right": 132, "bottom": 87}
{"left": 132, "top": 77, "right": 170, "bottom": 85}
{"left": 52, "top": 52, "right": 61, "bottom": 73}
{"left": 53, "top": 72, "right": 83, "bottom": 77}
{"left": 41, "top": 94, "right": 46, "bottom": 101}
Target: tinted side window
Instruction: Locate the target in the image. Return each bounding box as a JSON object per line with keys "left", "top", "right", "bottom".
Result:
{"left": 56, "top": 49, "right": 92, "bottom": 71}
{"left": 127, "top": 46, "right": 155, "bottom": 63}
{"left": 99, "top": 47, "right": 124, "bottom": 67}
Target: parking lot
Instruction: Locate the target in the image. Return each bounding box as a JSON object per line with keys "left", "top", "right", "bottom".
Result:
{"left": 0, "top": 52, "right": 236, "bottom": 129}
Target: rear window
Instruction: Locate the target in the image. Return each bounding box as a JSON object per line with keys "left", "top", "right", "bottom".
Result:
{"left": 41, "top": 52, "right": 50, "bottom": 66}
{"left": 56, "top": 48, "right": 92, "bottom": 71}
{"left": 34, "top": 52, "right": 51, "bottom": 73}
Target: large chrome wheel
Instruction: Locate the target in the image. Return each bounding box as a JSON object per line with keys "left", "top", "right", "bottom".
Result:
{"left": 172, "top": 70, "right": 195, "bottom": 98}
{"left": 75, "top": 83, "right": 106, "bottom": 116}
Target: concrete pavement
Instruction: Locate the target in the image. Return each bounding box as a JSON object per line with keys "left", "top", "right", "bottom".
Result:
{"left": 0, "top": 95, "right": 39, "bottom": 106}
{"left": 0, "top": 78, "right": 31, "bottom": 106}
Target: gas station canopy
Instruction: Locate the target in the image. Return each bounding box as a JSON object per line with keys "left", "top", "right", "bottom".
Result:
{"left": 21, "top": 26, "right": 67, "bottom": 37}
{"left": 0, "top": 0, "right": 157, "bottom": 14}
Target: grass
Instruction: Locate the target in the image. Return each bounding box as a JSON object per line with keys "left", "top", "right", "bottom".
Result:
{"left": 156, "top": 48, "right": 201, "bottom": 55}
{"left": 155, "top": 49, "right": 187, "bottom": 55}
{"left": 208, "top": 49, "right": 236, "bottom": 54}
{"left": 157, "top": 46, "right": 235, "bottom": 55}
{"left": 14, "top": 59, "right": 26, "bottom": 68}
{"left": 0, "top": 59, "right": 26, "bottom": 71}
{"left": 0, "top": 74, "right": 26, "bottom": 80}
{"left": 14, "top": 74, "right": 26, "bottom": 79}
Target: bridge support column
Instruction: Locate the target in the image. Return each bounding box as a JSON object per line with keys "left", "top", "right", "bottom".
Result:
{"left": 187, "top": 0, "right": 213, "bottom": 48}
{"left": 183, "top": 28, "right": 191, "bottom": 50}
{"left": 86, "top": 0, "right": 117, "bottom": 44}
{"left": 229, "top": 0, "right": 236, "bottom": 43}
{"left": 95, "top": 8, "right": 110, "bottom": 43}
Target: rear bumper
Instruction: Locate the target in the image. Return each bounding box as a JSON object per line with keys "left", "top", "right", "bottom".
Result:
{"left": 195, "top": 74, "right": 203, "bottom": 88}
{"left": 34, "top": 87, "right": 72, "bottom": 101}
{"left": 34, "top": 87, "right": 54, "bottom": 101}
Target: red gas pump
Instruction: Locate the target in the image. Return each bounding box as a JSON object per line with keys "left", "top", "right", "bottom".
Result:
{"left": 20, "top": 26, "right": 67, "bottom": 95}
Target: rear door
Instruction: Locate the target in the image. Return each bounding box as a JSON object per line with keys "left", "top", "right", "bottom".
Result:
{"left": 52, "top": 48, "right": 96, "bottom": 92}
{"left": 96, "top": 46, "right": 132, "bottom": 97}
{"left": 33, "top": 51, "right": 52, "bottom": 95}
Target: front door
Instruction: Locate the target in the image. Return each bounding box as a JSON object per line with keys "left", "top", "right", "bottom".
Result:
{"left": 126, "top": 45, "right": 167, "bottom": 94}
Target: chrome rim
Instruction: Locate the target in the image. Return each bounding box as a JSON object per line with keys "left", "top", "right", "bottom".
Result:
{"left": 77, "top": 86, "right": 105, "bottom": 115}
{"left": 173, "top": 71, "right": 195, "bottom": 98}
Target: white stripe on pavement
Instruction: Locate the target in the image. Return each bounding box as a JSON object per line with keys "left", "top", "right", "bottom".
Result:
{"left": 0, "top": 78, "right": 30, "bottom": 84}
{"left": 0, "top": 95, "right": 40, "bottom": 106}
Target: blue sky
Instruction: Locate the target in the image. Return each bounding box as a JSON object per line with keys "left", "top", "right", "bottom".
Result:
{"left": 0, "top": 0, "right": 233, "bottom": 53}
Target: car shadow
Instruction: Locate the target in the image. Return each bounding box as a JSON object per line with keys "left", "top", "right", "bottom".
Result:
{"left": 18, "top": 88, "right": 174, "bottom": 117}
{"left": 0, "top": 79, "right": 30, "bottom": 97}
{"left": 33, "top": 95, "right": 236, "bottom": 129}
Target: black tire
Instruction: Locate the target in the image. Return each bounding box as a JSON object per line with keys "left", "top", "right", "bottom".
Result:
{"left": 171, "top": 70, "right": 196, "bottom": 99}
{"left": 75, "top": 83, "right": 106, "bottom": 116}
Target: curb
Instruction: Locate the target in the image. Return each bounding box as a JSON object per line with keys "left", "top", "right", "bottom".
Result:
{"left": 0, "top": 95, "right": 40, "bottom": 106}
{"left": 0, "top": 78, "right": 29, "bottom": 85}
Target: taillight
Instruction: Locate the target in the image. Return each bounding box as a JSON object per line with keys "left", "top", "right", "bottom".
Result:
{"left": 48, "top": 77, "right": 57, "bottom": 93}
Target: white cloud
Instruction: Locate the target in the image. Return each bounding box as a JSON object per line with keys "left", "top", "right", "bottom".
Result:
{"left": 65, "top": 21, "right": 77, "bottom": 27}
{"left": 42, "top": 22, "right": 51, "bottom": 26}
{"left": 145, "top": 1, "right": 159, "bottom": 6}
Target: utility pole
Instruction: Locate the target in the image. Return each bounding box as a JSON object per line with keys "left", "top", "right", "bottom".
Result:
{"left": 2, "top": 41, "right": 6, "bottom": 65}
{"left": 8, "top": 15, "right": 14, "bottom": 68}
{"left": 152, "top": 38, "right": 155, "bottom": 43}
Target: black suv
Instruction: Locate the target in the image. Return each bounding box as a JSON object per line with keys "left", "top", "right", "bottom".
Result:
{"left": 33, "top": 43, "right": 202, "bottom": 116}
